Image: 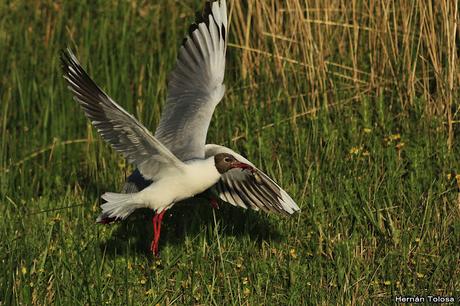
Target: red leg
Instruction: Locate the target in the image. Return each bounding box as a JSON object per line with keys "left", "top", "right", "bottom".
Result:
{"left": 209, "top": 197, "right": 219, "bottom": 209}
{"left": 150, "top": 214, "right": 158, "bottom": 253}
{"left": 151, "top": 210, "right": 166, "bottom": 256}
{"left": 157, "top": 211, "right": 165, "bottom": 233}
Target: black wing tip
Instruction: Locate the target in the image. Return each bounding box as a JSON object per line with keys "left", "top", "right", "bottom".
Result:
{"left": 221, "top": 22, "right": 226, "bottom": 42}
{"left": 59, "top": 47, "right": 81, "bottom": 77}
{"left": 183, "top": 0, "right": 225, "bottom": 47}
{"left": 198, "top": 1, "right": 213, "bottom": 25}
{"left": 59, "top": 47, "right": 107, "bottom": 109}
{"left": 59, "top": 48, "right": 72, "bottom": 74}
{"left": 183, "top": 2, "right": 211, "bottom": 45}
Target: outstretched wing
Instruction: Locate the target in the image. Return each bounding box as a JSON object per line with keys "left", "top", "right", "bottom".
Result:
{"left": 205, "top": 145, "right": 300, "bottom": 215}
{"left": 61, "top": 49, "right": 185, "bottom": 180}
{"left": 155, "top": 0, "right": 228, "bottom": 161}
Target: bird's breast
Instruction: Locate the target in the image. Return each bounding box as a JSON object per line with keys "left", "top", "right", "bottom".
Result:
{"left": 138, "top": 159, "right": 221, "bottom": 210}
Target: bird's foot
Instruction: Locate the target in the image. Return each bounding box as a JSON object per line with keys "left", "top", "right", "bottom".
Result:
{"left": 150, "top": 237, "right": 159, "bottom": 256}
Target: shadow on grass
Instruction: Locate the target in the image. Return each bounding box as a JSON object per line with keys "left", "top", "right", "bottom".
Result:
{"left": 99, "top": 197, "right": 282, "bottom": 258}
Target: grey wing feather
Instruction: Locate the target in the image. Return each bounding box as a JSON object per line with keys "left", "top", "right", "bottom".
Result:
{"left": 61, "top": 49, "right": 185, "bottom": 180}
{"left": 155, "top": 0, "right": 228, "bottom": 161}
{"left": 205, "top": 144, "right": 300, "bottom": 215}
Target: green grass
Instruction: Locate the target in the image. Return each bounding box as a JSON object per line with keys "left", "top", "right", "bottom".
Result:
{"left": 1, "top": 1, "right": 460, "bottom": 304}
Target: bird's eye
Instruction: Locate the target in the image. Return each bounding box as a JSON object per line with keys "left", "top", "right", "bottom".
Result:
{"left": 224, "top": 157, "right": 231, "bottom": 163}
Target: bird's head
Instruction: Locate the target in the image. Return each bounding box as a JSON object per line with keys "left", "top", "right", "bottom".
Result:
{"left": 214, "top": 153, "right": 253, "bottom": 174}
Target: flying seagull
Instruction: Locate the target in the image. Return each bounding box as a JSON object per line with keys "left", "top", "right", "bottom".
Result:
{"left": 61, "top": 0, "right": 300, "bottom": 256}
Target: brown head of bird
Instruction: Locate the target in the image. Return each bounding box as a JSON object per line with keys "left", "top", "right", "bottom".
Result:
{"left": 214, "top": 153, "right": 253, "bottom": 174}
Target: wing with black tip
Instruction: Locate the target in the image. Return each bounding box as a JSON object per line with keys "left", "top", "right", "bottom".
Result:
{"left": 61, "top": 49, "right": 185, "bottom": 181}
{"left": 155, "top": 0, "right": 228, "bottom": 161}
{"left": 205, "top": 144, "right": 301, "bottom": 215}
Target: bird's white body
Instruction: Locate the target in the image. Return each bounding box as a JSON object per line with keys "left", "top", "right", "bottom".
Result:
{"left": 139, "top": 157, "right": 220, "bottom": 210}
{"left": 98, "top": 157, "right": 222, "bottom": 221}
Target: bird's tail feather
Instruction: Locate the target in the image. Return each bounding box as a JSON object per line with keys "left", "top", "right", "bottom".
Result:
{"left": 96, "top": 192, "right": 143, "bottom": 223}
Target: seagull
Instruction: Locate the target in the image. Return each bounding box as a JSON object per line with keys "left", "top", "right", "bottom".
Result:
{"left": 61, "top": 0, "right": 300, "bottom": 256}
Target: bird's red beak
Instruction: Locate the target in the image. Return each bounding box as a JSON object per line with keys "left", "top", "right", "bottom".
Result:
{"left": 231, "top": 162, "right": 253, "bottom": 171}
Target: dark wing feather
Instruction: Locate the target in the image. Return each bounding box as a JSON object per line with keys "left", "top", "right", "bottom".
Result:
{"left": 205, "top": 144, "right": 300, "bottom": 215}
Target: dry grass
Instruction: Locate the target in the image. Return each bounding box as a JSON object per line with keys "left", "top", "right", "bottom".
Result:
{"left": 230, "top": 0, "right": 459, "bottom": 146}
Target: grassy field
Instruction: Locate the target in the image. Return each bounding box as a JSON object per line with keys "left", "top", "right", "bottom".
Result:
{"left": 1, "top": 0, "right": 459, "bottom": 304}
